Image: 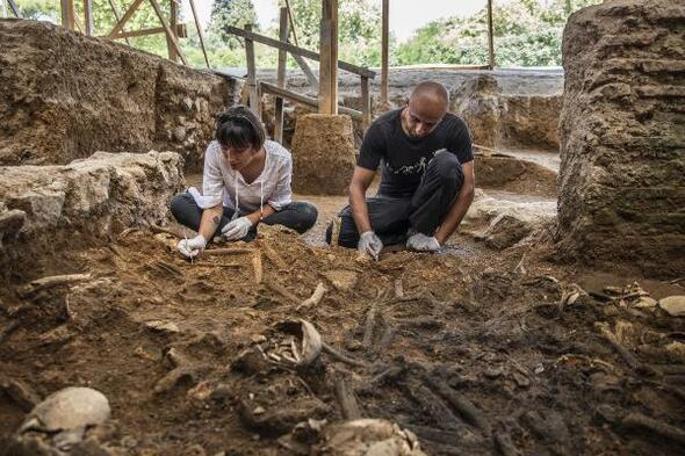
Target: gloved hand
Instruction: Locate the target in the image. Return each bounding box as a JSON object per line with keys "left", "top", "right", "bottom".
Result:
{"left": 221, "top": 216, "right": 253, "bottom": 241}
{"left": 358, "top": 231, "right": 383, "bottom": 261}
{"left": 406, "top": 232, "right": 441, "bottom": 252}
{"left": 177, "top": 234, "right": 206, "bottom": 259}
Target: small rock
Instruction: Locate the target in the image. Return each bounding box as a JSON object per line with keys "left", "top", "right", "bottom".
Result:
{"left": 182, "top": 97, "right": 194, "bottom": 112}
{"left": 173, "top": 126, "right": 187, "bottom": 142}
{"left": 658, "top": 296, "right": 685, "bottom": 317}
{"left": 634, "top": 296, "right": 658, "bottom": 309}
{"left": 322, "top": 270, "right": 359, "bottom": 292}
{"left": 483, "top": 367, "right": 503, "bottom": 379}
{"left": 251, "top": 334, "right": 267, "bottom": 344}
{"left": 253, "top": 406, "right": 266, "bottom": 415}
{"left": 534, "top": 363, "right": 545, "bottom": 375}
{"left": 145, "top": 320, "right": 180, "bottom": 333}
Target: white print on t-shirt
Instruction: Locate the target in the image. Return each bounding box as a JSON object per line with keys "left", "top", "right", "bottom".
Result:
{"left": 383, "top": 149, "right": 440, "bottom": 176}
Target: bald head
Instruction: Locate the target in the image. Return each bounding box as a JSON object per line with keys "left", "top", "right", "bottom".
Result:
{"left": 411, "top": 81, "right": 449, "bottom": 108}
{"left": 403, "top": 81, "right": 449, "bottom": 138}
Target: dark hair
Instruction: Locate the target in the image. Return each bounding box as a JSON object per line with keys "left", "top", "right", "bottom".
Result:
{"left": 215, "top": 106, "right": 266, "bottom": 151}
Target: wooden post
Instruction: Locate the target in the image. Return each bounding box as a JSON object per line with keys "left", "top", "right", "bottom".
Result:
{"left": 487, "top": 0, "right": 495, "bottom": 70}
{"left": 380, "top": 0, "right": 389, "bottom": 108}
{"left": 84, "top": 0, "right": 94, "bottom": 35}
{"left": 108, "top": 0, "right": 145, "bottom": 37}
{"left": 7, "top": 0, "right": 21, "bottom": 17}
{"left": 245, "top": 24, "right": 261, "bottom": 119}
{"left": 166, "top": 0, "right": 179, "bottom": 62}
{"left": 274, "top": 7, "right": 289, "bottom": 143}
{"left": 148, "top": 0, "right": 187, "bottom": 65}
{"left": 360, "top": 75, "right": 370, "bottom": 130}
{"left": 318, "top": 0, "right": 338, "bottom": 115}
{"left": 107, "top": 0, "right": 131, "bottom": 45}
{"left": 188, "top": 0, "right": 210, "bottom": 68}
{"left": 61, "top": 0, "right": 76, "bottom": 31}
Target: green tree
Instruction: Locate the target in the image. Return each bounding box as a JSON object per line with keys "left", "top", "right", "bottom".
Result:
{"left": 396, "top": 0, "right": 603, "bottom": 67}
{"left": 207, "top": 0, "right": 258, "bottom": 49}
{"left": 284, "top": 0, "right": 384, "bottom": 67}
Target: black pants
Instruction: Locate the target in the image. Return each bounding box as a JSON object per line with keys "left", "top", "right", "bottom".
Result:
{"left": 326, "top": 151, "right": 464, "bottom": 248}
{"left": 170, "top": 192, "right": 318, "bottom": 240}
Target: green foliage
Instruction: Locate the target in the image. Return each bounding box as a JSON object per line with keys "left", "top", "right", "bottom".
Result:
{"left": 9, "top": 0, "right": 603, "bottom": 68}
{"left": 397, "top": 0, "right": 603, "bottom": 67}
{"left": 207, "top": 0, "right": 258, "bottom": 49}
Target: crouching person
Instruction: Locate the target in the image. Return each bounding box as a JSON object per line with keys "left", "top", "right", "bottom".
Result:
{"left": 170, "top": 106, "right": 318, "bottom": 259}
{"left": 326, "top": 81, "right": 475, "bottom": 259}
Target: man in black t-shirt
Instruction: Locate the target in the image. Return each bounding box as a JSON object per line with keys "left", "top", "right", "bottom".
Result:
{"left": 325, "top": 81, "right": 476, "bottom": 259}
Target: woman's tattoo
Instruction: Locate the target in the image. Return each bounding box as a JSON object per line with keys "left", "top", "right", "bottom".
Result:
{"left": 212, "top": 215, "right": 221, "bottom": 227}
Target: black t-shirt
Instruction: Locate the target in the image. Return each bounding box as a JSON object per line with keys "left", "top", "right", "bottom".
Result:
{"left": 358, "top": 109, "right": 473, "bottom": 197}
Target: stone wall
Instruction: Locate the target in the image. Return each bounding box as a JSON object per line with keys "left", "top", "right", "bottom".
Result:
{"left": 254, "top": 67, "right": 563, "bottom": 151}
{"left": 0, "top": 151, "right": 184, "bottom": 274}
{"left": 556, "top": 0, "right": 685, "bottom": 277}
{"left": 0, "top": 19, "right": 241, "bottom": 171}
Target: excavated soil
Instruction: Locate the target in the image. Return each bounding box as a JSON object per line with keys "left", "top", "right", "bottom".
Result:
{"left": 1, "top": 225, "right": 683, "bottom": 455}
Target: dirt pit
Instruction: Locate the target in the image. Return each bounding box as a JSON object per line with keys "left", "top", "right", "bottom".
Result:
{"left": 1, "top": 224, "right": 683, "bottom": 455}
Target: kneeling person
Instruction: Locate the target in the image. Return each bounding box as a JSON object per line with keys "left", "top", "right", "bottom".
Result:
{"left": 326, "top": 81, "right": 475, "bottom": 258}
{"left": 171, "top": 106, "right": 318, "bottom": 259}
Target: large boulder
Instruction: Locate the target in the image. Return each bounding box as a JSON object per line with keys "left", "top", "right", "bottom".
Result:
{"left": 0, "top": 19, "right": 240, "bottom": 171}
{"left": 290, "top": 114, "right": 357, "bottom": 195}
{"left": 556, "top": 0, "right": 685, "bottom": 277}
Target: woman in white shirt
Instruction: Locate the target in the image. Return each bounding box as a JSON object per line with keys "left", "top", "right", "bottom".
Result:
{"left": 171, "top": 106, "right": 318, "bottom": 259}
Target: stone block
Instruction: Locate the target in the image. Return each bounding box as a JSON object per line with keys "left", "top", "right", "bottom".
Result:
{"left": 290, "top": 114, "right": 357, "bottom": 196}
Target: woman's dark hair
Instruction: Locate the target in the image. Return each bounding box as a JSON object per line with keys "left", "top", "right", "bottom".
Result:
{"left": 215, "top": 106, "right": 266, "bottom": 151}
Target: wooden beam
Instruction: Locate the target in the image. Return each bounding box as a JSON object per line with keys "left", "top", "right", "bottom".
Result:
{"left": 188, "top": 0, "right": 210, "bottom": 68}
{"left": 108, "top": 0, "right": 145, "bottom": 38}
{"left": 84, "top": 0, "right": 94, "bottom": 35}
{"left": 107, "top": 24, "right": 186, "bottom": 40}
{"left": 487, "top": 0, "right": 495, "bottom": 70}
{"left": 7, "top": 0, "right": 20, "bottom": 17}
{"left": 61, "top": 0, "right": 76, "bottom": 30}
{"left": 260, "top": 82, "right": 362, "bottom": 120}
{"left": 225, "top": 26, "right": 375, "bottom": 78}
{"left": 291, "top": 53, "right": 319, "bottom": 88}
{"left": 244, "top": 24, "right": 261, "bottom": 119}
{"left": 107, "top": 0, "right": 131, "bottom": 45}
{"left": 284, "top": 0, "right": 299, "bottom": 45}
{"left": 360, "top": 75, "right": 370, "bottom": 129}
{"left": 166, "top": 0, "right": 179, "bottom": 62}
{"left": 148, "top": 0, "right": 188, "bottom": 65}
{"left": 274, "top": 7, "right": 289, "bottom": 143}
{"left": 380, "top": 0, "right": 389, "bottom": 107}
{"left": 319, "top": 0, "right": 338, "bottom": 115}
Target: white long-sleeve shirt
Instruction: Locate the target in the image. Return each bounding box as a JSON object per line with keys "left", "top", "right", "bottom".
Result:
{"left": 190, "top": 140, "right": 293, "bottom": 213}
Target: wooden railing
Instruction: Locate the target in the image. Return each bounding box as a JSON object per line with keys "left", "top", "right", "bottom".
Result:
{"left": 224, "top": 7, "right": 376, "bottom": 144}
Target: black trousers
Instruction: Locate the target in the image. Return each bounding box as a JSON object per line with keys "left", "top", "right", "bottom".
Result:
{"left": 170, "top": 192, "right": 318, "bottom": 240}
{"left": 326, "top": 150, "right": 464, "bottom": 248}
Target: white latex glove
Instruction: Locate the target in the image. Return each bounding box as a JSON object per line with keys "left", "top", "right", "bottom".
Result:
{"left": 358, "top": 231, "right": 383, "bottom": 261}
{"left": 221, "top": 216, "right": 253, "bottom": 241}
{"left": 406, "top": 232, "right": 441, "bottom": 252}
{"left": 177, "top": 234, "right": 206, "bottom": 259}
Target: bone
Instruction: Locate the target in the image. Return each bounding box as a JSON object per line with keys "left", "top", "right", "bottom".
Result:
{"left": 322, "top": 342, "right": 369, "bottom": 369}
{"left": 252, "top": 250, "right": 263, "bottom": 284}
{"left": 297, "top": 282, "right": 327, "bottom": 311}
{"left": 18, "top": 273, "right": 92, "bottom": 298}
{"left": 334, "top": 376, "right": 362, "bottom": 420}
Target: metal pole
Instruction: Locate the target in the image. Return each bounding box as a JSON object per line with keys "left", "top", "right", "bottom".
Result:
{"left": 487, "top": 0, "right": 495, "bottom": 70}
{"left": 381, "top": 0, "right": 389, "bottom": 108}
